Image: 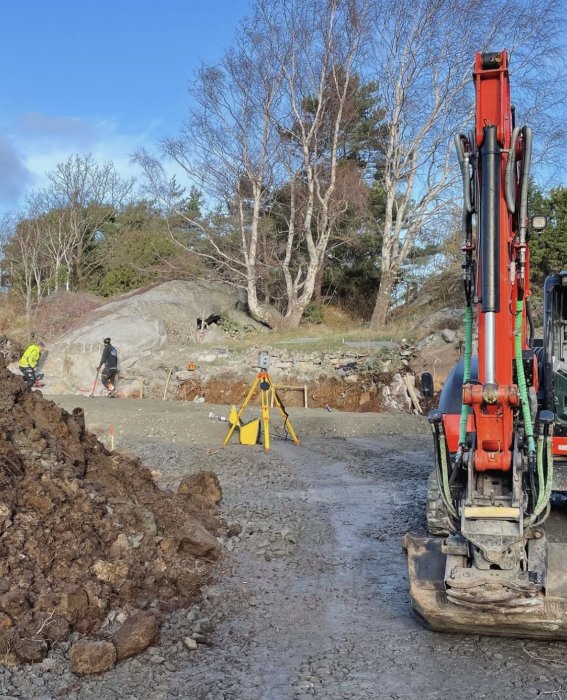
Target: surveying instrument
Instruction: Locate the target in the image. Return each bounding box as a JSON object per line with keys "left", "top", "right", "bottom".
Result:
{"left": 223, "top": 351, "right": 300, "bottom": 450}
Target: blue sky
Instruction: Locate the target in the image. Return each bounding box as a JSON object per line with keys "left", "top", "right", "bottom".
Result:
{"left": 0, "top": 0, "right": 252, "bottom": 212}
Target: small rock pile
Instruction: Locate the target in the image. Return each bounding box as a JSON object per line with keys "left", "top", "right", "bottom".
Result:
{"left": 0, "top": 357, "right": 224, "bottom": 670}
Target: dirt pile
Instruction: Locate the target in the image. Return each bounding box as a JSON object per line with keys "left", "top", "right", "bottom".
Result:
{"left": 0, "top": 357, "right": 224, "bottom": 666}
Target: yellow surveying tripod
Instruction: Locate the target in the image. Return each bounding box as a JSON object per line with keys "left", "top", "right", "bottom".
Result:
{"left": 223, "top": 352, "right": 300, "bottom": 451}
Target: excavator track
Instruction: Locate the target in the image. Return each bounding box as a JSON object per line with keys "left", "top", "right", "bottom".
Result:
{"left": 404, "top": 534, "right": 567, "bottom": 639}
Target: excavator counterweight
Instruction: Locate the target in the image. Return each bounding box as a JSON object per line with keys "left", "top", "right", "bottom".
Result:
{"left": 405, "top": 50, "right": 567, "bottom": 639}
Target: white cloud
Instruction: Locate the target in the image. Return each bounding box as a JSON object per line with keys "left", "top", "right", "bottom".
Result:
{"left": 0, "top": 112, "right": 190, "bottom": 213}
{"left": 0, "top": 135, "right": 34, "bottom": 208}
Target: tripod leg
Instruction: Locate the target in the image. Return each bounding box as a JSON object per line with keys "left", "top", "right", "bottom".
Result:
{"left": 270, "top": 379, "right": 300, "bottom": 445}
{"left": 224, "top": 377, "right": 260, "bottom": 446}
{"left": 261, "top": 386, "right": 270, "bottom": 450}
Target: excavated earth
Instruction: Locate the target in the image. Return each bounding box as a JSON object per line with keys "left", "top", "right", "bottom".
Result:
{"left": 176, "top": 376, "right": 387, "bottom": 412}
{"left": 0, "top": 358, "right": 224, "bottom": 669}
{"left": 2, "top": 386, "right": 567, "bottom": 698}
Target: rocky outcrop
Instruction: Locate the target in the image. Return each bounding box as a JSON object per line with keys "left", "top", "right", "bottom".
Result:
{"left": 38, "top": 280, "right": 246, "bottom": 395}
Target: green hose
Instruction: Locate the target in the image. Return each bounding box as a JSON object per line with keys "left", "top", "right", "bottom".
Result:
{"left": 458, "top": 305, "right": 473, "bottom": 447}
{"left": 515, "top": 300, "right": 536, "bottom": 454}
{"left": 438, "top": 432, "right": 458, "bottom": 520}
{"left": 545, "top": 436, "right": 554, "bottom": 505}
{"left": 527, "top": 436, "right": 553, "bottom": 524}
{"left": 533, "top": 435, "right": 546, "bottom": 517}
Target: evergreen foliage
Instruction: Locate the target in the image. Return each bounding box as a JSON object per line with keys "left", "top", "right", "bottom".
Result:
{"left": 529, "top": 184, "right": 567, "bottom": 289}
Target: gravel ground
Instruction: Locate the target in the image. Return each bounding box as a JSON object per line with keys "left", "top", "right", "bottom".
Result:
{"left": 3, "top": 396, "right": 567, "bottom": 699}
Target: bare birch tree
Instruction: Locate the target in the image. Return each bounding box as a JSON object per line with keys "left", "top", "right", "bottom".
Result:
{"left": 258, "top": 0, "right": 370, "bottom": 327}
{"left": 162, "top": 11, "right": 284, "bottom": 326}
{"left": 368, "top": 0, "right": 565, "bottom": 328}
{"left": 4, "top": 213, "right": 46, "bottom": 320}
{"left": 45, "top": 154, "right": 134, "bottom": 288}
{"left": 142, "top": 0, "right": 369, "bottom": 329}
{"left": 24, "top": 193, "right": 72, "bottom": 293}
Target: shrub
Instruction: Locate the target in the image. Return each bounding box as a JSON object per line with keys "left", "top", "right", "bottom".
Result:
{"left": 303, "top": 303, "right": 324, "bottom": 325}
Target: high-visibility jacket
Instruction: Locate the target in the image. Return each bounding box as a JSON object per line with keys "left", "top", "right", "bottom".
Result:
{"left": 19, "top": 344, "right": 42, "bottom": 369}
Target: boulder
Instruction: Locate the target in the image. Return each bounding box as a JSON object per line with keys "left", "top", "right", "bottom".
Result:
{"left": 183, "top": 636, "right": 198, "bottom": 651}
{"left": 112, "top": 611, "right": 159, "bottom": 661}
{"left": 13, "top": 638, "right": 47, "bottom": 663}
{"left": 69, "top": 639, "right": 116, "bottom": 675}
{"left": 344, "top": 374, "right": 359, "bottom": 384}
{"left": 411, "top": 332, "right": 464, "bottom": 391}
{"left": 176, "top": 518, "right": 222, "bottom": 560}
{"left": 177, "top": 471, "right": 223, "bottom": 505}
{"left": 416, "top": 307, "right": 464, "bottom": 335}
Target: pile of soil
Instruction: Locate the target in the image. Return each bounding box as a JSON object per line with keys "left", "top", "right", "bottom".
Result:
{"left": 0, "top": 357, "right": 224, "bottom": 665}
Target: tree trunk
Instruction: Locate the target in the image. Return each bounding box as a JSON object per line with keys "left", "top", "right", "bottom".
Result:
{"left": 246, "top": 280, "right": 283, "bottom": 328}
{"left": 369, "top": 269, "right": 395, "bottom": 330}
{"left": 278, "top": 303, "right": 304, "bottom": 330}
{"left": 26, "top": 288, "right": 32, "bottom": 321}
{"left": 311, "top": 265, "right": 324, "bottom": 304}
{"left": 54, "top": 259, "right": 60, "bottom": 292}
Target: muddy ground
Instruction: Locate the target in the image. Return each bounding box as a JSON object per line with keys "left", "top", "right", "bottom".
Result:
{"left": 3, "top": 397, "right": 567, "bottom": 699}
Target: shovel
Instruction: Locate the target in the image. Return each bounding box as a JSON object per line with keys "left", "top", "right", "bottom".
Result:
{"left": 89, "top": 368, "right": 100, "bottom": 398}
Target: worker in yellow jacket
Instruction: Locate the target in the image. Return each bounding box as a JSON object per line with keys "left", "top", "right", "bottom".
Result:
{"left": 19, "top": 341, "right": 45, "bottom": 388}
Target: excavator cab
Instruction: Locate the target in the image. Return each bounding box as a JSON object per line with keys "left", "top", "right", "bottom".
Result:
{"left": 542, "top": 272, "right": 567, "bottom": 427}
{"left": 542, "top": 272, "right": 567, "bottom": 487}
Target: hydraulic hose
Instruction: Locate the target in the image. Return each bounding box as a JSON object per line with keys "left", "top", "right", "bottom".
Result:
{"left": 515, "top": 299, "right": 536, "bottom": 454}
{"left": 531, "top": 436, "right": 546, "bottom": 518}
{"left": 458, "top": 305, "right": 473, "bottom": 447}
{"left": 505, "top": 127, "right": 521, "bottom": 214}
{"left": 518, "top": 127, "right": 532, "bottom": 249}
{"left": 437, "top": 431, "right": 459, "bottom": 521}
{"left": 527, "top": 436, "right": 553, "bottom": 524}
{"left": 455, "top": 134, "right": 474, "bottom": 216}
{"left": 455, "top": 133, "right": 475, "bottom": 451}
{"left": 545, "top": 436, "right": 554, "bottom": 507}
{"left": 526, "top": 297, "right": 535, "bottom": 348}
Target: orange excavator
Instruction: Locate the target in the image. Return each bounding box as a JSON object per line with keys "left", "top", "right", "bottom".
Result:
{"left": 405, "top": 50, "right": 567, "bottom": 638}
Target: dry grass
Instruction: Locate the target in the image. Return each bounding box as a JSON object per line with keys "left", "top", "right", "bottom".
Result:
{"left": 31, "top": 292, "right": 104, "bottom": 343}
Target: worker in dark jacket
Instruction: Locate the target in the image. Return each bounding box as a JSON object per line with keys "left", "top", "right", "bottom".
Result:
{"left": 97, "top": 338, "right": 118, "bottom": 397}
{"left": 19, "top": 341, "right": 45, "bottom": 388}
